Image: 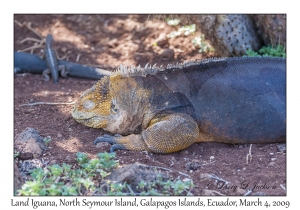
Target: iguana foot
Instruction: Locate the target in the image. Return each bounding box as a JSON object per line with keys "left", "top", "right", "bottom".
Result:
{"left": 94, "top": 134, "right": 149, "bottom": 153}
{"left": 94, "top": 134, "right": 127, "bottom": 152}
{"left": 94, "top": 134, "right": 117, "bottom": 145}
{"left": 110, "top": 144, "right": 127, "bottom": 152}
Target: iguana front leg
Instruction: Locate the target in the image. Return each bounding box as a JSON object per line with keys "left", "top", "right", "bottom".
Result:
{"left": 94, "top": 113, "right": 200, "bottom": 154}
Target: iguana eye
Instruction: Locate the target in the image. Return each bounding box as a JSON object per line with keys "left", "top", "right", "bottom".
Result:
{"left": 82, "top": 100, "right": 95, "bottom": 110}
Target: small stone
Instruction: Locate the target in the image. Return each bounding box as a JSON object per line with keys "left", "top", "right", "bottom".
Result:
{"left": 95, "top": 142, "right": 110, "bottom": 148}
{"left": 183, "top": 178, "right": 191, "bottom": 182}
{"left": 181, "top": 150, "right": 189, "bottom": 155}
{"left": 161, "top": 49, "right": 174, "bottom": 60}
{"left": 57, "top": 133, "right": 62, "bottom": 138}
{"left": 61, "top": 47, "right": 67, "bottom": 53}
{"left": 277, "top": 143, "right": 286, "bottom": 153}
{"left": 210, "top": 156, "right": 215, "bottom": 161}
{"left": 271, "top": 158, "right": 277, "bottom": 161}
{"left": 270, "top": 152, "right": 274, "bottom": 155}
{"left": 145, "top": 155, "right": 151, "bottom": 161}
{"left": 185, "top": 160, "right": 201, "bottom": 171}
{"left": 157, "top": 38, "right": 168, "bottom": 46}
{"left": 268, "top": 162, "right": 276, "bottom": 167}
{"left": 65, "top": 156, "right": 71, "bottom": 162}
{"left": 29, "top": 98, "right": 34, "bottom": 103}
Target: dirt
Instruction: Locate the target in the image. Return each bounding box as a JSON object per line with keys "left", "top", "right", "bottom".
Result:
{"left": 14, "top": 14, "right": 286, "bottom": 196}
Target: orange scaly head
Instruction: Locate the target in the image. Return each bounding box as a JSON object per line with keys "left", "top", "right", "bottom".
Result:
{"left": 71, "top": 76, "right": 112, "bottom": 128}
{"left": 72, "top": 74, "right": 152, "bottom": 134}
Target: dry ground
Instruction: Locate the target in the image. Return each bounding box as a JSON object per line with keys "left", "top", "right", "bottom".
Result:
{"left": 14, "top": 14, "right": 286, "bottom": 196}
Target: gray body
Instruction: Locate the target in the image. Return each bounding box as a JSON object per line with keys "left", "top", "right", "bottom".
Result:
{"left": 136, "top": 57, "right": 286, "bottom": 143}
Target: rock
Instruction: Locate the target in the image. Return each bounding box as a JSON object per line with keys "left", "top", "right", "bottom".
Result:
{"left": 185, "top": 160, "right": 201, "bottom": 171}
{"left": 14, "top": 162, "right": 24, "bottom": 193}
{"left": 105, "top": 162, "right": 168, "bottom": 192}
{"left": 19, "top": 159, "right": 44, "bottom": 175}
{"left": 181, "top": 150, "right": 189, "bottom": 155}
{"left": 57, "top": 133, "right": 62, "bottom": 138}
{"left": 64, "top": 155, "right": 71, "bottom": 162}
{"left": 156, "top": 38, "right": 168, "bottom": 46}
{"left": 268, "top": 162, "right": 276, "bottom": 167}
{"left": 161, "top": 49, "right": 174, "bottom": 60}
{"left": 277, "top": 143, "right": 286, "bottom": 153}
{"left": 61, "top": 47, "right": 67, "bottom": 53}
{"left": 95, "top": 142, "right": 110, "bottom": 149}
{"left": 18, "top": 152, "right": 34, "bottom": 160}
{"left": 15, "top": 128, "right": 47, "bottom": 158}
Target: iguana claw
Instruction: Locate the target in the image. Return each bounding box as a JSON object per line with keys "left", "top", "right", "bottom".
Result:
{"left": 94, "top": 134, "right": 126, "bottom": 152}
{"left": 110, "top": 144, "right": 127, "bottom": 153}
{"left": 94, "top": 134, "right": 116, "bottom": 145}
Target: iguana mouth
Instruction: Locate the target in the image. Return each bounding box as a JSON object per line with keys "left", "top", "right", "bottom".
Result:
{"left": 74, "top": 116, "right": 108, "bottom": 128}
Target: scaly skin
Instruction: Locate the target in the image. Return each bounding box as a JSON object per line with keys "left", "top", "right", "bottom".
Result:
{"left": 71, "top": 57, "right": 286, "bottom": 154}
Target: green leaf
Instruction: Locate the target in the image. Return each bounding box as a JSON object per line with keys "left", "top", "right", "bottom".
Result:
{"left": 76, "top": 152, "right": 89, "bottom": 164}
{"left": 48, "top": 164, "right": 63, "bottom": 177}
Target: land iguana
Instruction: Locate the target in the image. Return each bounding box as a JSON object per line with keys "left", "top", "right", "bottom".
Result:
{"left": 71, "top": 57, "right": 286, "bottom": 154}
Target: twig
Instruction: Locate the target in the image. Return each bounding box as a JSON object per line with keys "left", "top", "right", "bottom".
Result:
{"left": 56, "top": 49, "right": 67, "bottom": 60}
{"left": 208, "top": 174, "right": 230, "bottom": 184}
{"left": 126, "top": 184, "right": 136, "bottom": 195}
{"left": 15, "top": 20, "right": 46, "bottom": 53}
{"left": 14, "top": 20, "right": 44, "bottom": 39}
{"left": 246, "top": 144, "right": 253, "bottom": 164}
{"left": 76, "top": 53, "right": 81, "bottom": 62}
{"left": 150, "top": 165, "right": 191, "bottom": 178}
{"left": 19, "top": 37, "right": 44, "bottom": 44}
{"left": 280, "top": 184, "right": 286, "bottom": 191}
{"left": 19, "top": 102, "right": 75, "bottom": 107}
{"left": 243, "top": 189, "right": 252, "bottom": 196}
{"left": 211, "top": 190, "right": 224, "bottom": 196}
{"left": 200, "top": 160, "right": 216, "bottom": 167}
{"left": 18, "top": 44, "right": 44, "bottom": 53}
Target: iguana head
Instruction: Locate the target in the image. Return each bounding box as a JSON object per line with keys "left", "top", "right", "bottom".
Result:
{"left": 71, "top": 75, "right": 151, "bottom": 134}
